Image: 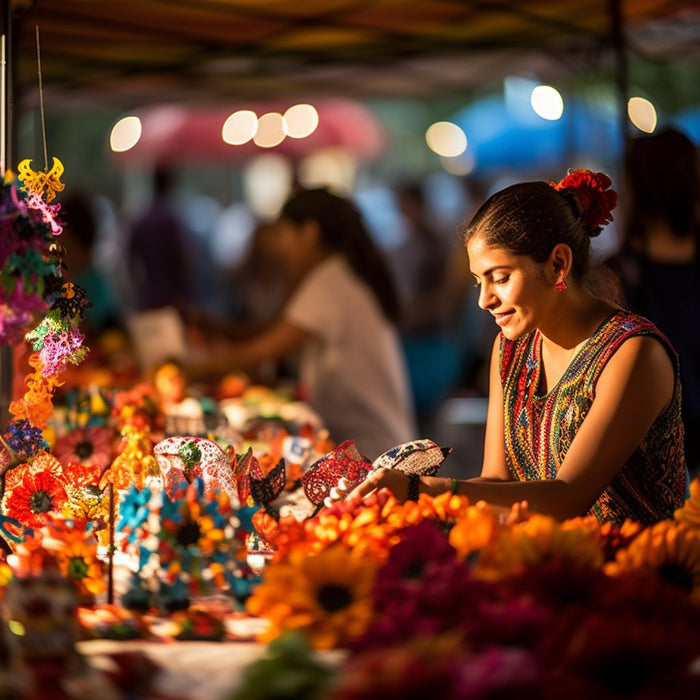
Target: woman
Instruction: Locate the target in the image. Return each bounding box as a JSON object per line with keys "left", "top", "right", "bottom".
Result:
{"left": 350, "top": 170, "right": 687, "bottom": 524}
{"left": 194, "top": 188, "right": 416, "bottom": 459}
{"left": 607, "top": 128, "right": 700, "bottom": 476}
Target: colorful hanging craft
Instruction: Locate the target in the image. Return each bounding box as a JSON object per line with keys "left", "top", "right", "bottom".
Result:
{"left": 1, "top": 158, "right": 91, "bottom": 469}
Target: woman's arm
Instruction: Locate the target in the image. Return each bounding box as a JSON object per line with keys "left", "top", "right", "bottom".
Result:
{"left": 478, "top": 334, "right": 509, "bottom": 481}
{"left": 186, "top": 320, "right": 312, "bottom": 379}
{"left": 350, "top": 335, "right": 510, "bottom": 501}
{"left": 351, "top": 335, "right": 674, "bottom": 519}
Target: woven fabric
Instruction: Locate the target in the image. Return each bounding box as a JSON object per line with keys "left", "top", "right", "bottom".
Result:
{"left": 500, "top": 310, "right": 687, "bottom": 525}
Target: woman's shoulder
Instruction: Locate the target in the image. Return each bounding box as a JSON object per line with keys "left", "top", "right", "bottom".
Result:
{"left": 602, "top": 308, "right": 668, "bottom": 342}
{"left": 593, "top": 309, "right": 679, "bottom": 379}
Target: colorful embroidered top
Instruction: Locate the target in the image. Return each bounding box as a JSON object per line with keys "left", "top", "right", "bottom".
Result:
{"left": 500, "top": 310, "right": 687, "bottom": 525}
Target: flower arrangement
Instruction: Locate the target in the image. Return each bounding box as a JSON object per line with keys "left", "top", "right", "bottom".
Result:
{"left": 237, "top": 481, "right": 700, "bottom": 699}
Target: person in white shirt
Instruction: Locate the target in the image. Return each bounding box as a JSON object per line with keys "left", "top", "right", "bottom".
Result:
{"left": 197, "top": 188, "right": 416, "bottom": 459}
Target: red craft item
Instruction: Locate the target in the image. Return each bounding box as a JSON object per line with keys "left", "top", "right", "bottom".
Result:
{"left": 301, "top": 440, "right": 371, "bottom": 506}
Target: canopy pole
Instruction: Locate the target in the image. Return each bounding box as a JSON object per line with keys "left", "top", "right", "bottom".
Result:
{"left": 609, "top": 0, "right": 631, "bottom": 152}
{"left": 1, "top": 0, "right": 15, "bottom": 428}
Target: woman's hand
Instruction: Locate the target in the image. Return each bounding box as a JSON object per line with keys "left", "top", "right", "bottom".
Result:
{"left": 346, "top": 468, "right": 412, "bottom": 502}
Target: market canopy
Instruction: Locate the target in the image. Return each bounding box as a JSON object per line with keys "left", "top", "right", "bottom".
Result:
{"left": 9, "top": 0, "right": 700, "bottom": 106}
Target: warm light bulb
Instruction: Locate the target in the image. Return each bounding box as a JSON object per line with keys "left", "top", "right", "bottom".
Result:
{"left": 425, "top": 121, "right": 467, "bottom": 158}
{"left": 109, "top": 116, "right": 142, "bottom": 152}
{"left": 283, "top": 103, "right": 319, "bottom": 139}
{"left": 222, "top": 110, "right": 258, "bottom": 145}
{"left": 628, "top": 96, "right": 657, "bottom": 134}
{"left": 253, "top": 112, "right": 286, "bottom": 148}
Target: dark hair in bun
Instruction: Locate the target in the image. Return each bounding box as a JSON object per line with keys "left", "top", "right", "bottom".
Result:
{"left": 464, "top": 169, "right": 617, "bottom": 280}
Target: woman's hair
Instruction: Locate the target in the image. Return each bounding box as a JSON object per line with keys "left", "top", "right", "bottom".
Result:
{"left": 464, "top": 180, "right": 597, "bottom": 280}
{"left": 280, "top": 188, "right": 401, "bottom": 323}
{"left": 623, "top": 127, "right": 699, "bottom": 244}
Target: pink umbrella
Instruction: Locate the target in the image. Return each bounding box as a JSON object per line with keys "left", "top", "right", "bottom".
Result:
{"left": 109, "top": 98, "right": 385, "bottom": 166}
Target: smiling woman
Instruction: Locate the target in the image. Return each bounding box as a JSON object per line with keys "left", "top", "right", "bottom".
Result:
{"left": 349, "top": 169, "right": 688, "bottom": 525}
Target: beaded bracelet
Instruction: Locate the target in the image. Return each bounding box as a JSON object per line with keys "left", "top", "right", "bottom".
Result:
{"left": 407, "top": 474, "right": 420, "bottom": 501}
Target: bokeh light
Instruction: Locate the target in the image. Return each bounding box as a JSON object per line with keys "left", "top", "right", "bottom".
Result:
{"left": 284, "top": 104, "right": 320, "bottom": 139}
{"left": 253, "top": 112, "right": 286, "bottom": 148}
{"left": 243, "top": 153, "right": 293, "bottom": 218}
{"left": 440, "top": 149, "right": 476, "bottom": 176}
{"left": 530, "top": 85, "right": 564, "bottom": 120}
{"left": 425, "top": 121, "right": 467, "bottom": 158}
{"left": 222, "top": 110, "right": 258, "bottom": 145}
{"left": 298, "top": 147, "right": 357, "bottom": 194}
{"left": 109, "top": 116, "right": 142, "bottom": 152}
{"left": 628, "top": 96, "right": 657, "bottom": 133}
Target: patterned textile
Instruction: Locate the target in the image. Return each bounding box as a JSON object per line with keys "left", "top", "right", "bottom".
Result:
{"left": 500, "top": 310, "right": 687, "bottom": 525}
{"left": 372, "top": 439, "right": 452, "bottom": 476}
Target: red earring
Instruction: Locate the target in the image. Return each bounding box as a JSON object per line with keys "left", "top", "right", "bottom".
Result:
{"left": 555, "top": 279, "right": 567, "bottom": 292}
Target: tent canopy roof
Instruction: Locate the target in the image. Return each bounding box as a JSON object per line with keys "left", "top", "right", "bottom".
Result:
{"left": 11, "top": 0, "right": 700, "bottom": 107}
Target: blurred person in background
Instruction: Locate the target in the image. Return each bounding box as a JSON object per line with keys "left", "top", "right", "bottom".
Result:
{"left": 607, "top": 127, "right": 700, "bottom": 477}
{"left": 125, "top": 164, "right": 196, "bottom": 314}
{"left": 393, "top": 182, "right": 475, "bottom": 424}
{"left": 189, "top": 188, "right": 416, "bottom": 459}
{"left": 60, "top": 194, "right": 120, "bottom": 338}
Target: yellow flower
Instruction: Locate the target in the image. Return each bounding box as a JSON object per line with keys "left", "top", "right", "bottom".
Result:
{"left": 675, "top": 478, "right": 700, "bottom": 528}
{"left": 606, "top": 520, "right": 700, "bottom": 602}
{"left": 247, "top": 544, "right": 376, "bottom": 649}
{"left": 475, "top": 513, "right": 604, "bottom": 579}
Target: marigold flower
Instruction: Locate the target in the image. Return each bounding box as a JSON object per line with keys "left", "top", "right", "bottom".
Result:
{"left": 449, "top": 501, "right": 499, "bottom": 561}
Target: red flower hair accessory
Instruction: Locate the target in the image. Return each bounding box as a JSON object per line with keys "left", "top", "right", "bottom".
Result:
{"left": 551, "top": 168, "right": 618, "bottom": 237}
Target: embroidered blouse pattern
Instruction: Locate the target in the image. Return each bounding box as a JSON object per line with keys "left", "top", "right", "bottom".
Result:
{"left": 500, "top": 310, "right": 687, "bottom": 524}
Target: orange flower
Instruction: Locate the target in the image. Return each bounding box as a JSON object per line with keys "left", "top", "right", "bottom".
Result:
{"left": 606, "top": 519, "right": 700, "bottom": 602}
{"left": 258, "top": 489, "right": 473, "bottom": 565}
{"left": 44, "top": 518, "right": 106, "bottom": 598}
{"left": 247, "top": 544, "right": 376, "bottom": 649}
{"left": 449, "top": 501, "right": 499, "bottom": 561}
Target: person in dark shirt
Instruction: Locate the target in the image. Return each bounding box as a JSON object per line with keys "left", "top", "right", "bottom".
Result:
{"left": 607, "top": 127, "right": 700, "bottom": 476}
{"left": 126, "top": 165, "right": 194, "bottom": 313}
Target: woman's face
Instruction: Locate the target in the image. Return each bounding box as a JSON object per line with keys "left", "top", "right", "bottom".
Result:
{"left": 267, "top": 216, "right": 317, "bottom": 277}
{"left": 466, "top": 232, "right": 555, "bottom": 340}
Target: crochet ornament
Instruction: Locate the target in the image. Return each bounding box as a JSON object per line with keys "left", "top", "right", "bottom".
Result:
{"left": 1, "top": 158, "right": 90, "bottom": 465}
{"left": 154, "top": 436, "right": 237, "bottom": 502}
